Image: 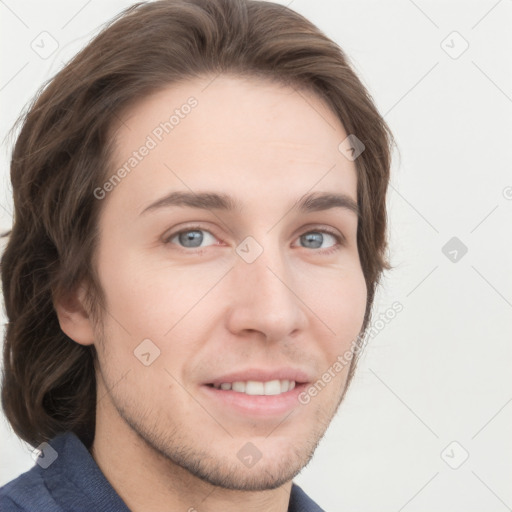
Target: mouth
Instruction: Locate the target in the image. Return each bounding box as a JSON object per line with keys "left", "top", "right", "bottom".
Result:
{"left": 205, "top": 379, "right": 298, "bottom": 396}
{"left": 201, "top": 378, "right": 310, "bottom": 417}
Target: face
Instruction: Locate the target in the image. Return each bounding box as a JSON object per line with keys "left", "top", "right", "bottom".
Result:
{"left": 89, "top": 75, "right": 367, "bottom": 491}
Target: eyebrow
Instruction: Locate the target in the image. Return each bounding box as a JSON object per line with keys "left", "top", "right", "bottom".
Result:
{"left": 140, "top": 190, "right": 359, "bottom": 217}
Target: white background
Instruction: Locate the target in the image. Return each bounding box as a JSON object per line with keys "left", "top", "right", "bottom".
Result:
{"left": 1, "top": 1, "right": 511, "bottom": 511}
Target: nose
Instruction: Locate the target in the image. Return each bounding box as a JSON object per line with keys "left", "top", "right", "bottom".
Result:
{"left": 224, "top": 243, "right": 308, "bottom": 342}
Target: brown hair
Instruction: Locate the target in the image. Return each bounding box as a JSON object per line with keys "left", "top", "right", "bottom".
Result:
{"left": 1, "top": 0, "right": 393, "bottom": 449}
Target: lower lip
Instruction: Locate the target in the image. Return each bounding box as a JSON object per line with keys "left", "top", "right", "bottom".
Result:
{"left": 200, "top": 383, "right": 308, "bottom": 417}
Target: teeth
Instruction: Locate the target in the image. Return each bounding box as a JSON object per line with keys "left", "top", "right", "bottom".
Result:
{"left": 264, "top": 380, "right": 281, "bottom": 395}
{"left": 232, "top": 381, "right": 246, "bottom": 393}
{"left": 212, "top": 379, "right": 297, "bottom": 396}
{"left": 245, "top": 381, "right": 264, "bottom": 395}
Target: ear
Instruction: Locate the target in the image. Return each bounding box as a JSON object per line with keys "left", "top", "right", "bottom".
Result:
{"left": 53, "top": 282, "right": 96, "bottom": 346}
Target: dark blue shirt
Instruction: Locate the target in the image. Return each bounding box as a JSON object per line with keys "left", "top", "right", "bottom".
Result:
{"left": 0, "top": 432, "right": 325, "bottom": 511}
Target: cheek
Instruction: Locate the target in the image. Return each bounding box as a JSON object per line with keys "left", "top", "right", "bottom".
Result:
{"left": 96, "top": 249, "right": 226, "bottom": 351}
{"left": 98, "top": 250, "right": 178, "bottom": 323}
{"left": 309, "top": 268, "right": 367, "bottom": 353}
{"left": 305, "top": 262, "right": 367, "bottom": 317}
{"left": 341, "top": 270, "right": 367, "bottom": 326}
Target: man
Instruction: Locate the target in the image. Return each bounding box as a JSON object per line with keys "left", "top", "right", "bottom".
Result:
{"left": 0, "top": 0, "right": 392, "bottom": 510}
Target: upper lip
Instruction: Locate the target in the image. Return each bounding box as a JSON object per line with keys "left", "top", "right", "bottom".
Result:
{"left": 205, "top": 367, "right": 313, "bottom": 385}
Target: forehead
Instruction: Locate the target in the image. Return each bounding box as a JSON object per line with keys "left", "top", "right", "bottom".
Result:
{"left": 104, "top": 75, "right": 357, "bottom": 218}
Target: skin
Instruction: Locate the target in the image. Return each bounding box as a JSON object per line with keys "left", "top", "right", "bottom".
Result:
{"left": 56, "top": 75, "right": 367, "bottom": 512}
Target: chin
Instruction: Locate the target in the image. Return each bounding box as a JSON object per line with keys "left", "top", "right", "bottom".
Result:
{"left": 183, "top": 454, "right": 307, "bottom": 491}
{"left": 171, "top": 433, "right": 322, "bottom": 491}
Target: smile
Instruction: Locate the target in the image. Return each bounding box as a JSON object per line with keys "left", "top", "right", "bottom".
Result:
{"left": 208, "top": 379, "right": 296, "bottom": 395}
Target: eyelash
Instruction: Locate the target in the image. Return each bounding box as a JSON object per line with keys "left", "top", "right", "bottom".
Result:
{"left": 164, "top": 225, "right": 345, "bottom": 255}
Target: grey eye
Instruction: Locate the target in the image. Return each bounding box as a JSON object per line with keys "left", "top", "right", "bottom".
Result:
{"left": 168, "top": 229, "right": 217, "bottom": 248}
{"left": 178, "top": 230, "right": 204, "bottom": 248}
{"left": 300, "top": 232, "right": 337, "bottom": 249}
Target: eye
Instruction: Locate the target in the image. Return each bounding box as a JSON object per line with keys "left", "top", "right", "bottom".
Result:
{"left": 295, "top": 229, "right": 344, "bottom": 254}
{"left": 166, "top": 227, "right": 218, "bottom": 249}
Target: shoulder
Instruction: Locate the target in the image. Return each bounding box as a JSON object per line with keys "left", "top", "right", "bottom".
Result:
{"left": 0, "top": 431, "right": 130, "bottom": 512}
{"left": 0, "top": 495, "right": 23, "bottom": 512}
{"left": 289, "top": 482, "right": 326, "bottom": 512}
{"left": 0, "top": 464, "right": 55, "bottom": 512}
{"left": 0, "top": 432, "right": 77, "bottom": 512}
